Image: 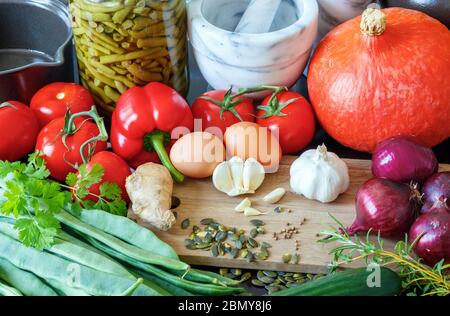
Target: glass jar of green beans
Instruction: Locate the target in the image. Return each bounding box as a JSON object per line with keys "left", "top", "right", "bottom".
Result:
{"left": 69, "top": 0, "right": 189, "bottom": 115}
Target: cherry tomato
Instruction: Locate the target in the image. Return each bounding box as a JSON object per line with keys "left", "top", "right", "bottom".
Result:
{"left": 0, "top": 101, "right": 39, "bottom": 161}
{"left": 30, "top": 82, "right": 94, "bottom": 128}
{"left": 35, "top": 117, "right": 107, "bottom": 182}
{"left": 78, "top": 151, "right": 131, "bottom": 202}
{"left": 192, "top": 90, "right": 255, "bottom": 135}
{"left": 256, "top": 91, "right": 316, "bottom": 155}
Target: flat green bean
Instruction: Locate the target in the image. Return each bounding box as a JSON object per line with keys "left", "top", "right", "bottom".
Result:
{"left": 0, "top": 258, "right": 58, "bottom": 296}
{"left": 133, "top": 269, "right": 196, "bottom": 296}
{"left": 46, "top": 279, "right": 91, "bottom": 296}
{"left": 0, "top": 233, "right": 163, "bottom": 296}
{"left": 82, "top": 234, "right": 247, "bottom": 296}
{"left": 74, "top": 209, "right": 179, "bottom": 259}
{"left": 56, "top": 211, "right": 188, "bottom": 271}
{"left": 0, "top": 279, "right": 22, "bottom": 296}
{"left": 0, "top": 221, "right": 133, "bottom": 279}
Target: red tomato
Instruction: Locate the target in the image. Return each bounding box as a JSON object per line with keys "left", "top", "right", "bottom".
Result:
{"left": 30, "top": 82, "right": 94, "bottom": 128}
{"left": 256, "top": 91, "right": 316, "bottom": 155}
{"left": 0, "top": 101, "right": 39, "bottom": 161}
{"left": 192, "top": 90, "right": 255, "bottom": 135}
{"left": 79, "top": 151, "right": 131, "bottom": 202}
{"left": 35, "top": 117, "right": 108, "bottom": 182}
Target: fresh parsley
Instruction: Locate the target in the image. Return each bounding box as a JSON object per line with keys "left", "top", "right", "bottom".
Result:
{"left": 0, "top": 153, "right": 127, "bottom": 250}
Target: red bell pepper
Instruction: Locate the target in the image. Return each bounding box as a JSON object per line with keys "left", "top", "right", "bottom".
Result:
{"left": 111, "top": 82, "right": 194, "bottom": 182}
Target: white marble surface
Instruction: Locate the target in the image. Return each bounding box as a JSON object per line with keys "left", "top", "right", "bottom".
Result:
{"left": 188, "top": 0, "right": 318, "bottom": 96}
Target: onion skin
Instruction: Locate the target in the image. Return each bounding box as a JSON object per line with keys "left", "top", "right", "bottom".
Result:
{"left": 409, "top": 201, "right": 450, "bottom": 266}
{"left": 372, "top": 136, "right": 438, "bottom": 183}
{"left": 421, "top": 172, "right": 450, "bottom": 214}
{"left": 348, "top": 178, "right": 419, "bottom": 237}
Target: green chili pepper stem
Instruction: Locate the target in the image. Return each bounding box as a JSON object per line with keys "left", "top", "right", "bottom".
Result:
{"left": 144, "top": 131, "right": 185, "bottom": 183}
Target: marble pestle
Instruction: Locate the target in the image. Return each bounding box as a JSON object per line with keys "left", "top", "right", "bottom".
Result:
{"left": 234, "top": 0, "right": 282, "bottom": 34}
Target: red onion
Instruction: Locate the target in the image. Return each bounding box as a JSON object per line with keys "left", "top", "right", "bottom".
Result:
{"left": 372, "top": 136, "right": 438, "bottom": 183}
{"left": 421, "top": 172, "right": 450, "bottom": 214}
{"left": 347, "top": 178, "right": 420, "bottom": 237}
{"left": 410, "top": 199, "right": 450, "bottom": 266}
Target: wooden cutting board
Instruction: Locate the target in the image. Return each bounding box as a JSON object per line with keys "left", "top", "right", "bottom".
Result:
{"left": 149, "top": 157, "right": 450, "bottom": 274}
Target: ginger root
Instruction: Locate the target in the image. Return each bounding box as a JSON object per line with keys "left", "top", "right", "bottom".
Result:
{"left": 126, "top": 163, "right": 175, "bottom": 231}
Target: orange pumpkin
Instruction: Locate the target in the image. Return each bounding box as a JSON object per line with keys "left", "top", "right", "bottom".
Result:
{"left": 308, "top": 8, "right": 450, "bottom": 153}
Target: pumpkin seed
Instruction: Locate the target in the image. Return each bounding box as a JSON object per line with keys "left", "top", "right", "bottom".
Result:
{"left": 286, "top": 282, "right": 300, "bottom": 288}
{"left": 263, "top": 271, "right": 277, "bottom": 278}
{"left": 246, "top": 251, "right": 254, "bottom": 263}
{"left": 250, "top": 228, "right": 258, "bottom": 238}
{"left": 251, "top": 279, "right": 265, "bottom": 287}
{"left": 209, "top": 223, "right": 220, "bottom": 230}
{"left": 230, "top": 248, "right": 239, "bottom": 258}
{"left": 200, "top": 218, "right": 216, "bottom": 225}
{"left": 204, "top": 232, "right": 213, "bottom": 243}
{"left": 211, "top": 243, "right": 219, "bottom": 257}
{"left": 219, "top": 268, "right": 228, "bottom": 276}
{"left": 284, "top": 276, "right": 294, "bottom": 282}
{"left": 260, "top": 247, "right": 269, "bottom": 258}
{"left": 241, "top": 250, "right": 249, "bottom": 258}
{"left": 254, "top": 252, "right": 268, "bottom": 260}
{"left": 195, "top": 243, "right": 211, "bottom": 249}
{"left": 258, "top": 275, "right": 274, "bottom": 284}
{"left": 282, "top": 253, "right": 292, "bottom": 264}
{"left": 235, "top": 240, "right": 243, "bottom": 250}
{"left": 261, "top": 242, "right": 272, "bottom": 249}
{"left": 218, "top": 224, "right": 228, "bottom": 232}
{"left": 184, "top": 239, "right": 194, "bottom": 247}
{"left": 296, "top": 278, "right": 306, "bottom": 284}
{"left": 226, "top": 273, "right": 237, "bottom": 280}
{"left": 290, "top": 253, "right": 299, "bottom": 265}
{"left": 266, "top": 284, "right": 283, "bottom": 293}
{"left": 239, "top": 234, "right": 247, "bottom": 244}
{"left": 192, "top": 225, "right": 200, "bottom": 233}
{"left": 181, "top": 218, "right": 190, "bottom": 229}
{"left": 250, "top": 219, "right": 265, "bottom": 227}
{"left": 229, "top": 232, "right": 239, "bottom": 241}
{"left": 215, "top": 231, "right": 227, "bottom": 242}
{"left": 185, "top": 243, "right": 196, "bottom": 250}
{"left": 277, "top": 271, "right": 286, "bottom": 276}
{"left": 240, "top": 272, "right": 252, "bottom": 283}
{"left": 256, "top": 227, "right": 266, "bottom": 234}
{"left": 274, "top": 206, "right": 283, "bottom": 213}
{"left": 247, "top": 238, "right": 258, "bottom": 248}
{"left": 293, "top": 273, "right": 302, "bottom": 278}
{"left": 231, "top": 269, "right": 242, "bottom": 276}
{"left": 277, "top": 276, "right": 287, "bottom": 284}
{"left": 284, "top": 273, "right": 294, "bottom": 277}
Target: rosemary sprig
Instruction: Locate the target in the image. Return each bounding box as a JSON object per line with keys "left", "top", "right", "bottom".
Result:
{"left": 319, "top": 214, "right": 450, "bottom": 296}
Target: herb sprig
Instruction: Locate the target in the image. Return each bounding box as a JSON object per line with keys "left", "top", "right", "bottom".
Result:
{"left": 319, "top": 214, "right": 450, "bottom": 296}
{"left": 0, "top": 153, "right": 127, "bottom": 250}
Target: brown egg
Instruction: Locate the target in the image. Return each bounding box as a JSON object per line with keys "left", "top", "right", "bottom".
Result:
{"left": 224, "top": 122, "right": 282, "bottom": 173}
{"left": 170, "top": 132, "right": 225, "bottom": 179}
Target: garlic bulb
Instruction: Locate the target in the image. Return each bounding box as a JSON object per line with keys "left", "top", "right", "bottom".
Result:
{"left": 212, "top": 157, "right": 265, "bottom": 196}
{"left": 290, "top": 144, "right": 350, "bottom": 203}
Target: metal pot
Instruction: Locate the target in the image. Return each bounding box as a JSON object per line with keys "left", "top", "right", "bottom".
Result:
{"left": 0, "top": 0, "right": 74, "bottom": 104}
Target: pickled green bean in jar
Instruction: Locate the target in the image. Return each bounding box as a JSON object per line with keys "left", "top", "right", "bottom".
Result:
{"left": 69, "top": 0, "right": 189, "bottom": 115}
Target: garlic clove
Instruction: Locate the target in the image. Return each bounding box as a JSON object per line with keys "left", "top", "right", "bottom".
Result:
{"left": 235, "top": 198, "right": 251, "bottom": 213}
{"left": 244, "top": 207, "right": 266, "bottom": 217}
{"left": 212, "top": 161, "right": 234, "bottom": 194}
{"left": 229, "top": 156, "right": 245, "bottom": 191}
{"left": 263, "top": 187, "right": 286, "bottom": 204}
{"left": 243, "top": 158, "right": 265, "bottom": 191}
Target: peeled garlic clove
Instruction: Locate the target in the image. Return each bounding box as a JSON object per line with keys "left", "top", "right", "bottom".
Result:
{"left": 263, "top": 187, "right": 286, "bottom": 204}
{"left": 212, "top": 161, "right": 234, "bottom": 194}
{"left": 229, "top": 156, "right": 244, "bottom": 191}
{"left": 244, "top": 207, "right": 266, "bottom": 217}
{"left": 235, "top": 198, "right": 251, "bottom": 213}
{"left": 243, "top": 158, "right": 265, "bottom": 191}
